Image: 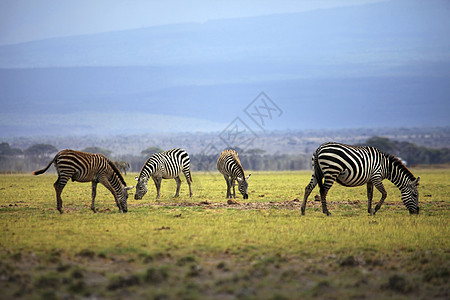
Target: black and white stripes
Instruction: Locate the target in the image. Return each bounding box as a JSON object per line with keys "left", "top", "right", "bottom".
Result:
{"left": 33, "top": 149, "right": 133, "bottom": 213}
{"left": 301, "top": 142, "right": 420, "bottom": 215}
{"left": 135, "top": 148, "right": 193, "bottom": 199}
{"left": 217, "top": 149, "right": 251, "bottom": 199}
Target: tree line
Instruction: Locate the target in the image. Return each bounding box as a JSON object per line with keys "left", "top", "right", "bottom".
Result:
{"left": 1, "top": 137, "right": 449, "bottom": 173}
{"left": 358, "top": 136, "right": 450, "bottom": 166}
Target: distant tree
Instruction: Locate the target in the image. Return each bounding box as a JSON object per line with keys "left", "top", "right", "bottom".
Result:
{"left": 82, "top": 147, "right": 112, "bottom": 157}
{"left": 141, "top": 146, "right": 164, "bottom": 157}
{"left": 229, "top": 147, "right": 245, "bottom": 154}
{"left": 361, "top": 137, "right": 450, "bottom": 165}
{"left": 0, "top": 142, "right": 23, "bottom": 156}
{"left": 245, "top": 148, "right": 266, "bottom": 156}
{"left": 364, "top": 136, "right": 396, "bottom": 153}
{"left": 24, "top": 144, "right": 58, "bottom": 158}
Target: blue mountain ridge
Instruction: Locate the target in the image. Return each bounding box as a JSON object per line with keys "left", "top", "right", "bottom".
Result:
{"left": 0, "top": 0, "right": 449, "bottom": 136}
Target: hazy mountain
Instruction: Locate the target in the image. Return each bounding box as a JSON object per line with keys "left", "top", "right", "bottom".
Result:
{"left": 0, "top": 0, "right": 449, "bottom": 137}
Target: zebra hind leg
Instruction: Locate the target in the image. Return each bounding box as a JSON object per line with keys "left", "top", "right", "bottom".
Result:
{"left": 373, "top": 181, "right": 387, "bottom": 215}
{"left": 184, "top": 173, "right": 193, "bottom": 197}
{"left": 320, "top": 187, "right": 331, "bottom": 216}
{"left": 53, "top": 176, "right": 67, "bottom": 214}
{"left": 319, "top": 174, "right": 338, "bottom": 216}
{"left": 174, "top": 176, "right": 181, "bottom": 197}
{"left": 301, "top": 175, "right": 317, "bottom": 215}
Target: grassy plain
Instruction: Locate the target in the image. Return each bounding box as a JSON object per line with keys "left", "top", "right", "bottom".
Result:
{"left": 0, "top": 169, "right": 449, "bottom": 299}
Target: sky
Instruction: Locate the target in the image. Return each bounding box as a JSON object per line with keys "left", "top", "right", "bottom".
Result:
{"left": 0, "top": 0, "right": 385, "bottom": 45}
{"left": 0, "top": 0, "right": 449, "bottom": 138}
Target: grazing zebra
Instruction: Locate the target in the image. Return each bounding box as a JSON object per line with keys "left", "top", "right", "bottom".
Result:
{"left": 302, "top": 142, "right": 420, "bottom": 216}
{"left": 217, "top": 149, "right": 251, "bottom": 199}
{"left": 114, "top": 161, "right": 130, "bottom": 175}
{"left": 33, "top": 149, "right": 134, "bottom": 213}
{"left": 135, "top": 148, "right": 193, "bottom": 200}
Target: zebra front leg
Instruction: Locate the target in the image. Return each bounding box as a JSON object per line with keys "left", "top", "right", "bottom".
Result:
{"left": 100, "top": 179, "right": 122, "bottom": 212}
{"left": 372, "top": 181, "right": 387, "bottom": 215}
{"left": 91, "top": 181, "right": 98, "bottom": 213}
{"left": 153, "top": 177, "right": 162, "bottom": 199}
{"left": 367, "top": 182, "right": 374, "bottom": 215}
{"left": 302, "top": 175, "right": 317, "bottom": 215}
{"left": 232, "top": 178, "right": 236, "bottom": 199}
{"left": 174, "top": 176, "right": 181, "bottom": 197}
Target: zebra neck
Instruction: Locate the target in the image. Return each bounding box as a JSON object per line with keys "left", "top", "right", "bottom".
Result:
{"left": 140, "top": 165, "right": 155, "bottom": 179}
{"left": 234, "top": 167, "right": 245, "bottom": 179}
{"left": 385, "top": 156, "right": 415, "bottom": 191}
{"left": 109, "top": 172, "right": 125, "bottom": 196}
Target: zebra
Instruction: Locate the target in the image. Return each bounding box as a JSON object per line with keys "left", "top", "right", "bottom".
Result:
{"left": 32, "top": 149, "right": 134, "bottom": 213}
{"left": 302, "top": 142, "right": 420, "bottom": 216}
{"left": 114, "top": 161, "right": 130, "bottom": 175}
{"left": 135, "top": 148, "right": 193, "bottom": 200}
{"left": 217, "top": 149, "right": 251, "bottom": 199}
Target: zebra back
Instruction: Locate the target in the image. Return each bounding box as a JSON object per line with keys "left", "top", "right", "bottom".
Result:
{"left": 313, "top": 142, "right": 384, "bottom": 187}
{"left": 138, "top": 148, "right": 192, "bottom": 181}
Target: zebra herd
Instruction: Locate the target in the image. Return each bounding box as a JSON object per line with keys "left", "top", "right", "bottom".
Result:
{"left": 33, "top": 142, "right": 420, "bottom": 215}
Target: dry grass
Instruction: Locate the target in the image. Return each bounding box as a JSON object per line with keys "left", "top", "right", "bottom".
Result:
{"left": 0, "top": 169, "right": 448, "bottom": 299}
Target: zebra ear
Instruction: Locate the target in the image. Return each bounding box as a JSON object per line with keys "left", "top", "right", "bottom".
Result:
{"left": 246, "top": 174, "right": 251, "bottom": 181}
{"left": 414, "top": 177, "right": 420, "bottom": 186}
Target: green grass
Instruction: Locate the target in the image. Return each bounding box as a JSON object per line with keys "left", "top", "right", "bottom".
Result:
{"left": 0, "top": 169, "right": 449, "bottom": 299}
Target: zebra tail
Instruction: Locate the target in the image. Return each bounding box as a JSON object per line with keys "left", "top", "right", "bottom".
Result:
{"left": 32, "top": 156, "right": 56, "bottom": 175}
{"left": 313, "top": 152, "right": 324, "bottom": 189}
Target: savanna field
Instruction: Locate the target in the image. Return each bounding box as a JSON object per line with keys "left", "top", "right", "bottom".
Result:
{"left": 0, "top": 169, "right": 449, "bottom": 299}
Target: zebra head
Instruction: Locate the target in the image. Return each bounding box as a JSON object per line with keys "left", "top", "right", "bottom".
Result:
{"left": 237, "top": 174, "right": 251, "bottom": 199}
{"left": 402, "top": 177, "right": 420, "bottom": 214}
{"left": 119, "top": 185, "right": 134, "bottom": 213}
{"left": 134, "top": 176, "right": 149, "bottom": 200}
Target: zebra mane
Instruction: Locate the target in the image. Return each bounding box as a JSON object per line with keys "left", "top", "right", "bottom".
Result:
{"left": 384, "top": 152, "right": 416, "bottom": 182}
{"left": 107, "top": 159, "right": 127, "bottom": 186}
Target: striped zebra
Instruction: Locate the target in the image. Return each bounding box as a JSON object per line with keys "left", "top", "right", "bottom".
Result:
{"left": 217, "top": 149, "right": 251, "bottom": 199}
{"left": 33, "top": 149, "right": 134, "bottom": 213}
{"left": 114, "top": 161, "right": 130, "bottom": 175}
{"left": 302, "top": 142, "right": 420, "bottom": 216}
{"left": 135, "top": 148, "right": 192, "bottom": 200}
